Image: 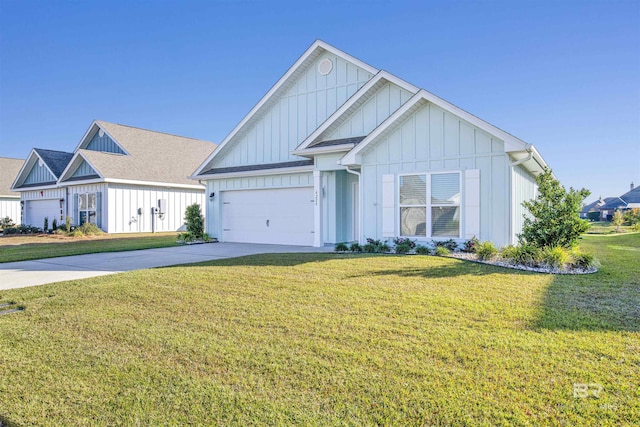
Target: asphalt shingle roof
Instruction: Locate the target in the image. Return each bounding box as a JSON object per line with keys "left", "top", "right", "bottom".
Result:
{"left": 620, "top": 186, "right": 640, "bottom": 204}
{"left": 0, "top": 157, "right": 24, "bottom": 197}
{"left": 34, "top": 148, "right": 74, "bottom": 178}
{"left": 64, "top": 121, "right": 216, "bottom": 186}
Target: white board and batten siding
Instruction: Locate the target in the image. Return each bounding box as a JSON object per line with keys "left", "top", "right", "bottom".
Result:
{"left": 511, "top": 165, "right": 538, "bottom": 244}
{"left": 0, "top": 198, "right": 20, "bottom": 225}
{"left": 212, "top": 53, "right": 373, "bottom": 169}
{"left": 361, "top": 101, "right": 511, "bottom": 246}
{"left": 206, "top": 172, "right": 313, "bottom": 243}
{"left": 106, "top": 184, "right": 205, "bottom": 233}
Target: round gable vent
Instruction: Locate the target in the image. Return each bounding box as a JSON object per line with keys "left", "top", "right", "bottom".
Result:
{"left": 98, "top": 129, "right": 105, "bottom": 138}
{"left": 318, "top": 58, "right": 333, "bottom": 76}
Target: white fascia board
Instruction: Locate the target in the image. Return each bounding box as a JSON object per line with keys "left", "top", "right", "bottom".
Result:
{"left": 192, "top": 40, "right": 380, "bottom": 177}
{"left": 57, "top": 152, "right": 104, "bottom": 184}
{"left": 291, "top": 144, "right": 355, "bottom": 157}
{"left": 194, "top": 165, "right": 314, "bottom": 181}
{"left": 0, "top": 195, "right": 20, "bottom": 199}
{"left": 13, "top": 183, "right": 60, "bottom": 192}
{"left": 340, "top": 91, "right": 427, "bottom": 166}
{"left": 104, "top": 178, "right": 205, "bottom": 190}
{"left": 295, "top": 70, "right": 419, "bottom": 151}
{"left": 10, "top": 149, "right": 37, "bottom": 190}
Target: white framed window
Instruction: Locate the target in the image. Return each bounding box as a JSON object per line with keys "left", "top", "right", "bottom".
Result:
{"left": 78, "top": 193, "right": 97, "bottom": 225}
{"left": 399, "top": 172, "right": 461, "bottom": 238}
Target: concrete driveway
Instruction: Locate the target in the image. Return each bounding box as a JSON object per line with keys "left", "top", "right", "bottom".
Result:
{"left": 0, "top": 243, "right": 333, "bottom": 290}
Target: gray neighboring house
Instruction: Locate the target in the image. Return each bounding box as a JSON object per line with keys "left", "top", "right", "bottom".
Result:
{"left": 0, "top": 157, "right": 24, "bottom": 224}
{"left": 12, "top": 120, "right": 216, "bottom": 233}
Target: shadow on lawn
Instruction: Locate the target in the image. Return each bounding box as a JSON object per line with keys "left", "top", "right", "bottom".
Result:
{"left": 349, "top": 259, "right": 510, "bottom": 279}
{"left": 532, "top": 236, "right": 640, "bottom": 332}
{"left": 166, "top": 252, "right": 381, "bottom": 268}
{"left": 0, "top": 414, "right": 20, "bottom": 427}
{"left": 532, "top": 272, "right": 640, "bottom": 332}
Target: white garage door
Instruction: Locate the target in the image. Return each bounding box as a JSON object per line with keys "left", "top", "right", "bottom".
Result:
{"left": 26, "top": 199, "right": 59, "bottom": 229}
{"left": 222, "top": 187, "right": 314, "bottom": 246}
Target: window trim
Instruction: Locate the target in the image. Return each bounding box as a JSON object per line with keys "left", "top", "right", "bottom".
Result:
{"left": 77, "top": 192, "right": 97, "bottom": 226}
{"left": 398, "top": 171, "right": 462, "bottom": 239}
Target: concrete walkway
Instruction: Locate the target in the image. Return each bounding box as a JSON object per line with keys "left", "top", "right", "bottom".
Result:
{"left": 0, "top": 243, "right": 333, "bottom": 291}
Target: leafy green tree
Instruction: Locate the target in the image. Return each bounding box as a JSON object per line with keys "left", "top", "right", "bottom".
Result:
{"left": 612, "top": 210, "right": 624, "bottom": 233}
{"left": 520, "top": 168, "right": 590, "bottom": 248}
{"left": 184, "top": 204, "right": 204, "bottom": 239}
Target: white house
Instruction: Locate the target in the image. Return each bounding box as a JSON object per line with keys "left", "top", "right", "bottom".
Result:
{"left": 0, "top": 157, "right": 23, "bottom": 225}
{"left": 12, "top": 121, "right": 216, "bottom": 233}
{"left": 191, "top": 40, "right": 549, "bottom": 247}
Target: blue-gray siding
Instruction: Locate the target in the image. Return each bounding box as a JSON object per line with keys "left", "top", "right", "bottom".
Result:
{"left": 24, "top": 161, "right": 56, "bottom": 184}
{"left": 71, "top": 159, "right": 98, "bottom": 177}
{"left": 86, "top": 132, "right": 125, "bottom": 154}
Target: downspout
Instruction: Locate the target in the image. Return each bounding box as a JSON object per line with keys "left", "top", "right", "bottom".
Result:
{"left": 345, "top": 166, "right": 363, "bottom": 244}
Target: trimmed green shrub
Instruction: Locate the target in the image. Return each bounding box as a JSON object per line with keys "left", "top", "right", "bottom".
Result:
{"left": 502, "top": 244, "right": 541, "bottom": 266}
{"left": 43, "top": 217, "right": 49, "bottom": 232}
{"left": 364, "top": 238, "right": 390, "bottom": 253}
{"left": 462, "top": 236, "right": 479, "bottom": 253}
{"left": 476, "top": 241, "right": 498, "bottom": 261}
{"left": 74, "top": 222, "right": 104, "bottom": 236}
{"left": 178, "top": 232, "right": 196, "bottom": 243}
{"left": 569, "top": 250, "right": 597, "bottom": 269}
{"left": 435, "top": 246, "right": 450, "bottom": 256}
{"left": 335, "top": 242, "right": 349, "bottom": 252}
{"left": 52, "top": 218, "right": 58, "bottom": 230}
{"left": 542, "top": 246, "right": 570, "bottom": 268}
{"left": 520, "top": 168, "right": 590, "bottom": 248}
{"left": 349, "top": 242, "right": 362, "bottom": 252}
{"left": 415, "top": 245, "right": 431, "bottom": 255}
{"left": 395, "top": 244, "right": 411, "bottom": 254}
{"left": 434, "top": 239, "right": 458, "bottom": 251}
{"left": 184, "top": 204, "right": 204, "bottom": 240}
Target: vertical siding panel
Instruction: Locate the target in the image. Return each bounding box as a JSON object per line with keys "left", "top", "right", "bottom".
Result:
{"left": 429, "top": 106, "right": 444, "bottom": 158}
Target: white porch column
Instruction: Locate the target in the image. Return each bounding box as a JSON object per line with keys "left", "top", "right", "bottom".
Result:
{"left": 313, "top": 170, "right": 323, "bottom": 247}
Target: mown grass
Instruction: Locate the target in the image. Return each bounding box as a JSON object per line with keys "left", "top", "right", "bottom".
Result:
{"left": 586, "top": 221, "right": 636, "bottom": 234}
{"left": 0, "top": 234, "right": 638, "bottom": 426}
{"left": 0, "top": 233, "right": 179, "bottom": 263}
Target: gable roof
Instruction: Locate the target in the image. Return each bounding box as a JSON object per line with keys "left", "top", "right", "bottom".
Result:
{"left": 620, "top": 185, "right": 640, "bottom": 207}
{"left": 58, "top": 121, "right": 216, "bottom": 188}
{"left": 0, "top": 157, "right": 24, "bottom": 197}
{"left": 601, "top": 197, "right": 627, "bottom": 210}
{"left": 192, "top": 40, "right": 379, "bottom": 178}
{"left": 292, "top": 70, "right": 418, "bottom": 155}
{"left": 340, "top": 89, "right": 546, "bottom": 173}
{"left": 11, "top": 148, "right": 74, "bottom": 190}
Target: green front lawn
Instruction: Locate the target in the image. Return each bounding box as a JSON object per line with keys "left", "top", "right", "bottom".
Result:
{"left": 0, "top": 233, "right": 179, "bottom": 263}
{"left": 0, "top": 234, "right": 638, "bottom": 426}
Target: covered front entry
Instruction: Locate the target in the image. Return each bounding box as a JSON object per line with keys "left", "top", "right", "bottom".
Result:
{"left": 221, "top": 187, "right": 314, "bottom": 246}
{"left": 25, "top": 199, "right": 59, "bottom": 228}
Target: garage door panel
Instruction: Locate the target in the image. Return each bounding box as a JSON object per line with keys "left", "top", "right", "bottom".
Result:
{"left": 222, "top": 187, "right": 313, "bottom": 246}
{"left": 26, "top": 200, "right": 59, "bottom": 228}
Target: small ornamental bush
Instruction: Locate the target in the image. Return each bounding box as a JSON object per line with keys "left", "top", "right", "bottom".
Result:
{"left": 462, "top": 236, "right": 479, "bottom": 253}
{"left": 508, "top": 244, "right": 541, "bottom": 267}
{"left": 349, "top": 242, "right": 362, "bottom": 252}
{"left": 43, "top": 217, "right": 49, "bottom": 232}
{"left": 520, "top": 168, "right": 590, "bottom": 248}
{"left": 434, "top": 239, "right": 458, "bottom": 252}
{"left": 394, "top": 243, "right": 411, "bottom": 254}
{"left": 364, "top": 238, "right": 390, "bottom": 253}
{"left": 392, "top": 237, "right": 416, "bottom": 250}
{"left": 435, "top": 246, "right": 450, "bottom": 256}
{"left": 52, "top": 218, "right": 58, "bottom": 230}
{"left": 0, "top": 216, "right": 16, "bottom": 230}
{"left": 542, "top": 246, "right": 570, "bottom": 268}
{"left": 415, "top": 245, "right": 431, "bottom": 255}
{"left": 475, "top": 241, "right": 498, "bottom": 261}
{"left": 65, "top": 216, "right": 71, "bottom": 233}
{"left": 569, "top": 250, "right": 597, "bottom": 269}
{"left": 184, "top": 204, "right": 205, "bottom": 240}
{"left": 74, "top": 222, "right": 104, "bottom": 236}
{"left": 335, "top": 242, "right": 349, "bottom": 252}
{"left": 178, "top": 232, "right": 196, "bottom": 243}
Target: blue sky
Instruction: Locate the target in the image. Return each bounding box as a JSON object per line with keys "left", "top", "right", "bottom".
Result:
{"left": 0, "top": 0, "right": 638, "bottom": 202}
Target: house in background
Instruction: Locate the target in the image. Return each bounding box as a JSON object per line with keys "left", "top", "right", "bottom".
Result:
{"left": 191, "top": 40, "right": 549, "bottom": 247}
{"left": 12, "top": 121, "right": 216, "bottom": 232}
{"left": 0, "top": 157, "right": 24, "bottom": 224}
{"left": 580, "top": 196, "right": 610, "bottom": 221}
